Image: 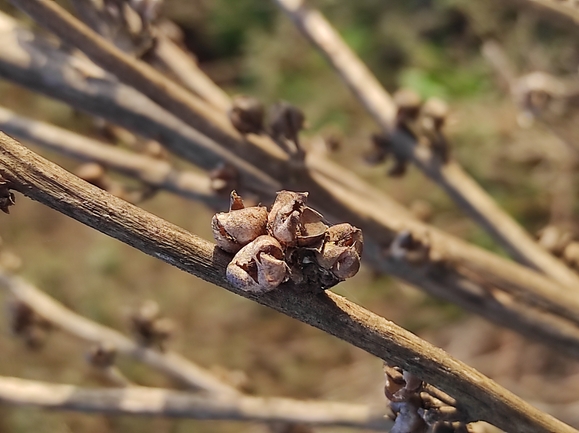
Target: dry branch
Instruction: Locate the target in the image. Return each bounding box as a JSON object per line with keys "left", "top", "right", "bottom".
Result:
{"left": 482, "top": 40, "right": 579, "bottom": 226}
{"left": 0, "top": 133, "right": 577, "bottom": 433}
{"left": 0, "top": 105, "right": 227, "bottom": 208}
{"left": 272, "top": 0, "right": 579, "bottom": 290}
{"left": 150, "top": 35, "right": 232, "bottom": 112}
{"left": 0, "top": 376, "right": 392, "bottom": 430}
{"left": 510, "top": 0, "right": 579, "bottom": 24}
{"left": 0, "top": 10, "right": 280, "bottom": 197}
{"left": 0, "top": 270, "right": 238, "bottom": 397}
{"left": 3, "top": 10, "right": 579, "bottom": 363}
{"left": 0, "top": 271, "right": 398, "bottom": 430}
{"left": 8, "top": 0, "right": 288, "bottom": 174}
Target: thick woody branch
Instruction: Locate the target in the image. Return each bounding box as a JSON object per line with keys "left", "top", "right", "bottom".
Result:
{"left": 0, "top": 270, "right": 238, "bottom": 397}
{"left": 0, "top": 105, "right": 227, "bottom": 208}
{"left": 0, "top": 133, "right": 576, "bottom": 433}
{"left": 0, "top": 376, "right": 392, "bottom": 430}
{"left": 272, "top": 0, "right": 579, "bottom": 290}
{"left": 4, "top": 12, "right": 579, "bottom": 363}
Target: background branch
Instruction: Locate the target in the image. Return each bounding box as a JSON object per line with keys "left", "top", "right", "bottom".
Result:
{"left": 0, "top": 272, "right": 398, "bottom": 430}
{"left": 272, "top": 0, "right": 579, "bottom": 290}
{"left": 0, "top": 270, "right": 238, "bottom": 397}
{"left": 509, "top": 0, "right": 579, "bottom": 25}
{"left": 0, "top": 105, "right": 227, "bottom": 208}
{"left": 0, "top": 376, "right": 392, "bottom": 430}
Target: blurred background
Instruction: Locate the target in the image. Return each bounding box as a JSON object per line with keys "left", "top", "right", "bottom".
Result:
{"left": 1, "top": 0, "right": 579, "bottom": 431}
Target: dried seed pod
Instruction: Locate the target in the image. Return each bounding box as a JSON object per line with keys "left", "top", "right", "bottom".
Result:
{"left": 226, "top": 235, "right": 288, "bottom": 293}
{"left": 388, "top": 156, "right": 408, "bottom": 177}
{"left": 266, "top": 191, "right": 327, "bottom": 248}
{"left": 296, "top": 207, "right": 328, "bottom": 247}
{"left": 421, "top": 97, "right": 449, "bottom": 131}
{"left": 365, "top": 133, "right": 392, "bottom": 165}
{"left": 8, "top": 300, "right": 51, "bottom": 349}
{"left": 389, "top": 231, "right": 430, "bottom": 265}
{"left": 86, "top": 342, "right": 117, "bottom": 369}
{"left": 389, "top": 400, "right": 428, "bottom": 433}
{"left": 269, "top": 101, "right": 306, "bottom": 155}
{"left": 229, "top": 95, "right": 265, "bottom": 135}
{"left": 209, "top": 163, "right": 238, "bottom": 194}
{"left": 419, "top": 98, "right": 451, "bottom": 163}
{"left": 394, "top": 88, "right": 422, "bottom": 129}
{"left": 0, "top": 180, "right": 15, "bottom": 214}
{"left": 316, "top": 223, "right": 363, "bottom": 280}
{"left": 212, "top": 191, "right": 268, "bottom": 253}
{"left": 130, "top": 300, "right": 175, "bottom": 351}
{"left": 267, "top": 191, "right": 309, "bottom": 246}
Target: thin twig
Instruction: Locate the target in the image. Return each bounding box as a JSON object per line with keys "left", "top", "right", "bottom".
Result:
{"left": 510, "top": 0, "right": 579, "bottom": 25}
{"left": 0, "top": 133, "right": 576, "bottom": 433}
{"left": 151, "top": 35, "right": 232, "bottom": 112}
{"left": 0, "top": 271, "right": 399, "bottom": 430}
{"left": 0, "top": 270, "right": 239, "bottom": 397}
{"left": 4, "top": 11, "right": 579, "bottom": 362}
{"left": 0, "top": 105, "right": 227, "bottom": 208}
{"left": 68, "top": 0, "right": 231, "bottom": 111}
{"left": 0, "top": 376, "right": 393, "bottom": 430}
{"left": 0, "top": 11, "right": 280, "bottom": 197}
{"left": 482, "top": 40, "right": 578, "bottom": 227}
{"left": 8, "top": 0, "right": 288, "bottom": 174}
{"left": 272, "top": 0, "right": 579, "bottom": 289}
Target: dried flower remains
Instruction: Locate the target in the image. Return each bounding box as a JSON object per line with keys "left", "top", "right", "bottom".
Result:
{"left": 0, "top": 179, "right": 15, "bottom": 214}
{"left": 213, "top": 190, "right": 363, "bottom": 293}
{"left": 384, "top": 364, "right": 470, "bottom": 433}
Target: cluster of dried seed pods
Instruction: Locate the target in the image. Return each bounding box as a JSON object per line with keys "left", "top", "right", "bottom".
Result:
{"left": 8, "top": 300, "right": 52, "bottom": 350}
{"left": 366, "top": 89, "right": 451, "bottom": 176}
{"left": 228, "top": 96, "right": 306, "bottom": 159}
{"left": 0, "top": 179, "right": 15, "bottom": 214}
{"left": 130, "top": 300, "right": 175, "bottom": 351}
{"left": 384, "top": 365, "right": 469, "bottom": 433}
{"left": 212, "top": 191, "right": 363, "bottom": 293}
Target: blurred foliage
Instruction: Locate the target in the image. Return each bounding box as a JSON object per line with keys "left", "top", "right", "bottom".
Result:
{"left": 1, "top": 0, "right": 579, "bottom": 432}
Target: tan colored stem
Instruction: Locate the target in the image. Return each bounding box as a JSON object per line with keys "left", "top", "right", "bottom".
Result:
{"left": 273, "top": 0, "right": 579, "bottom": 289}
{"left": 0, "top": 105, "right": 226, "bottom": 208}
{"left": 152, "top": 36, "right": 232, "bottom": 112}
{"left": 511, "top": 0, "right": 579, "bottom": 24}
{"left": 0, "top": 271, "right": 398, "bottom": 430}
{"left": 0, "top": 271, "right": 238, "bottom": 397}
{"left": 0, "top": 377, "right": 392, "bottom": 430}
{"left": 9, "top": 0, "right": 287, "bottom": 173}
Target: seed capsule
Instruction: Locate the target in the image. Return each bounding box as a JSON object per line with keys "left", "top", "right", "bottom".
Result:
{"left": 269, "top": 101, "right": 306, "bottom": 145}
{"left": 267, "top": 191, "right": 327, "bottom": 248}
{"left": 228, "top": 95, "right": 265, "bottom": 135}
{"left": 212, "top": 191, "right": 268, "bottom": 253}
{"left": 0, "top": 180, "right": 15, "bottom": 214}
{"left": 267, "top": 191, "right": 308, "bottom": 246}
{"left": 316, "top": 223, "right": 363, "bottom": 280}
{"left": 226, "top": 235, "right": 288, "bottom": 293}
